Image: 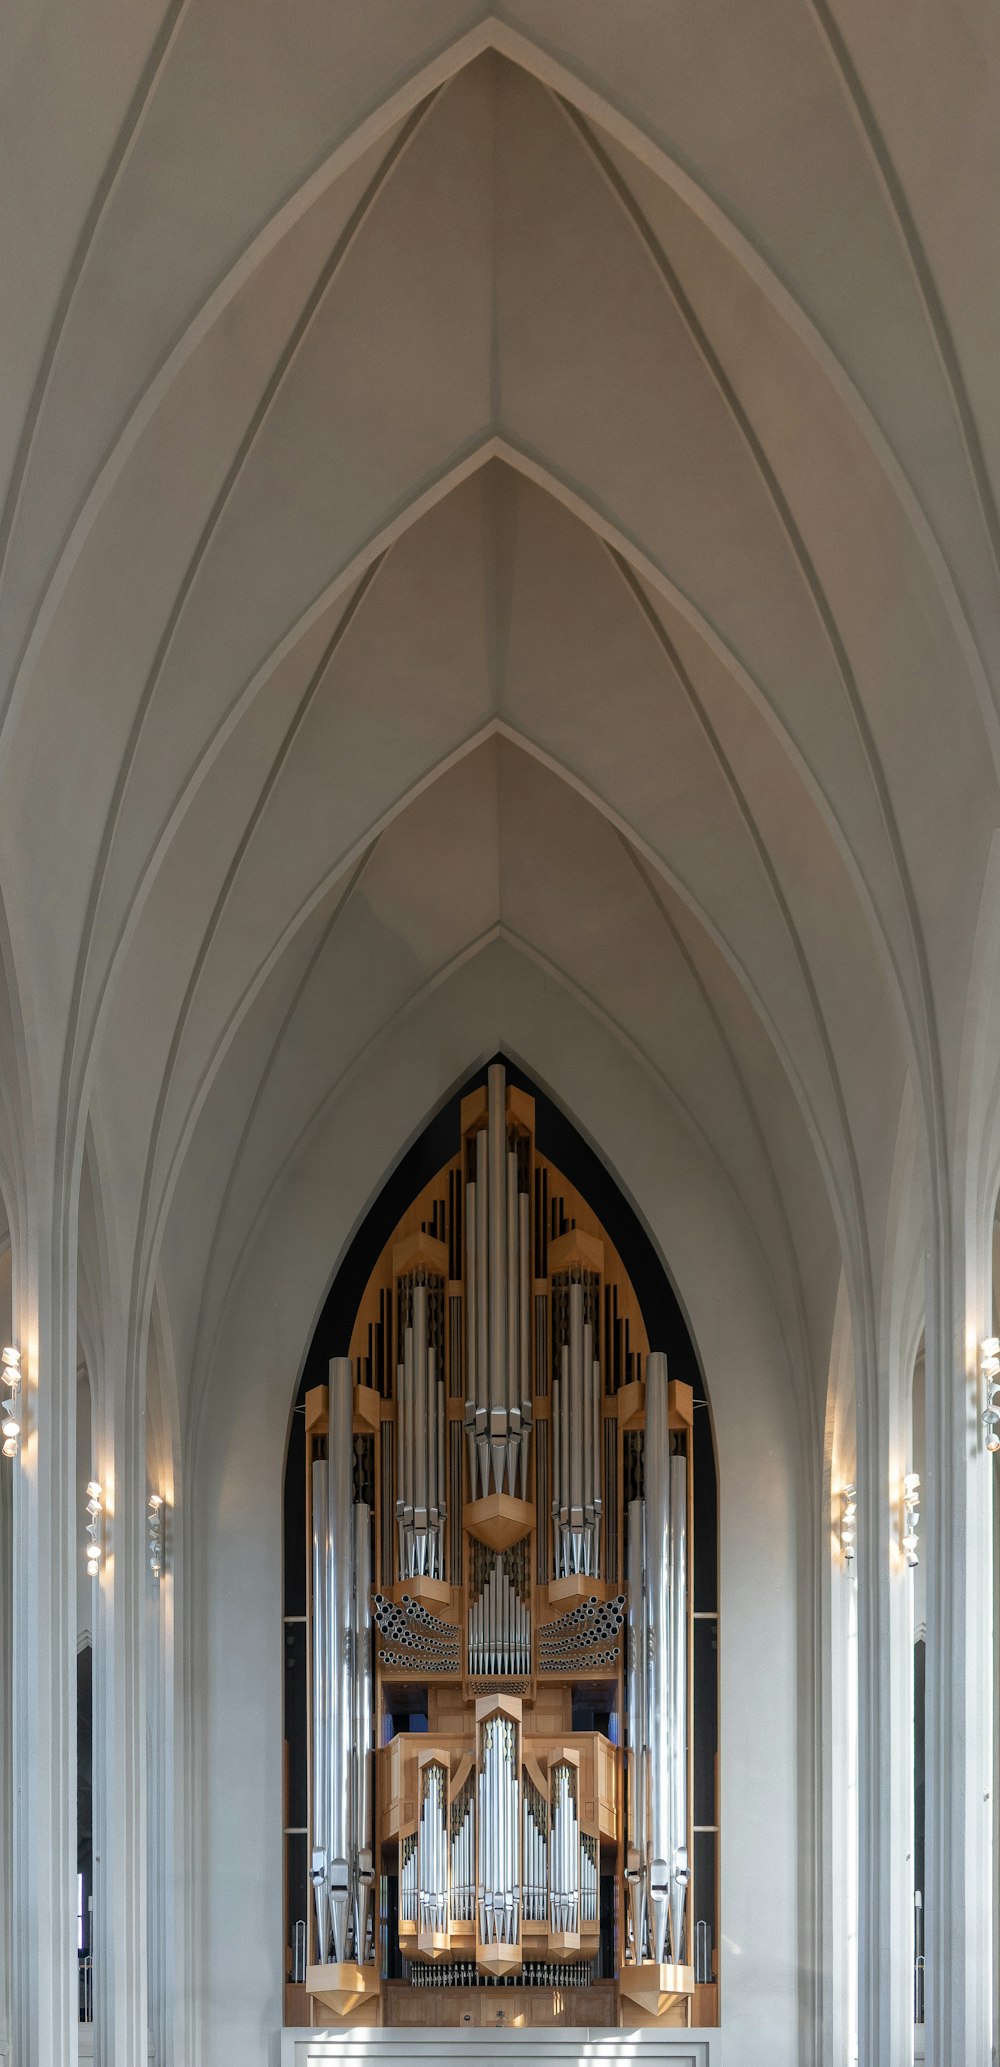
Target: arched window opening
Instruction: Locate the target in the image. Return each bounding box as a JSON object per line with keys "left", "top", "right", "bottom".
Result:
{"left": 282, "top": 1059, "right": 719, "bottom": 2033}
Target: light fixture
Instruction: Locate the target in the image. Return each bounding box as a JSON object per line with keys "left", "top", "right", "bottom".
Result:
{"left": 1, "top": 1344, "right": 21, "bottom": 1458}
{"left": 148, "top": 1493, "right": 164, "bottom": 1580}
{"left": 980, "top": 1337, "right": 1000, "bottom": 1453}
{"left": 85, "top": 1481, "right": 103, "bottom": 1578}
{"left": 840, "top": 1484, "right": 857, "bottom": 1569}
{"left": 902, "top": 1473, "right": 920, "bottom": 1568}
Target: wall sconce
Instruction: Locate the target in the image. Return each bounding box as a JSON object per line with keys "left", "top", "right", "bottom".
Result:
{"left": 148, "top": 1493, "right": 164, "bottom": 1580}
{"left": 981, "top": 1338, "right": 1000, "bottom": 1453}
{"left": 840, "top": 1484, "right": 857, "bottom": 1569}
{"left": 85, "top": 1482, "right": 103, "bottom": 1578}
{"left": 1, "top": 1345, "right": 21, "bottom": 1458}
{"left": 902, "top": 1473, "right": 920, "bottom": 1567}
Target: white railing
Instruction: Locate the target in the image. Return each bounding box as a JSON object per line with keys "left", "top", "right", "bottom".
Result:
{"left": 79, "top": 1955, "right": 94, "bottom": 2023}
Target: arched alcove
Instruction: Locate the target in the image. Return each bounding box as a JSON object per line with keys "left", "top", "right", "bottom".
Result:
{"left": 281, "top": 1055, "right": 719, "bottom": 2032}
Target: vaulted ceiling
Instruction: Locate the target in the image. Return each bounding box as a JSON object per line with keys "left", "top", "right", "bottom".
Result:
{"left": 1, "top": 5, "right": 998, "bottom": 1445}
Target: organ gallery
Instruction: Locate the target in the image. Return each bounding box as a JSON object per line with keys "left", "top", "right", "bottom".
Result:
{"left": 290, "top": 1064, "right": 718, "bottom": 2029}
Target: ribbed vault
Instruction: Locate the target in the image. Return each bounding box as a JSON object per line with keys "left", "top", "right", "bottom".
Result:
{"left": 2, "top": 13, "right": 1000, "bottom": 2059}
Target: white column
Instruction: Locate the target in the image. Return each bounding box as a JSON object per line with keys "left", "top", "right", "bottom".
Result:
{"left": 0, "top": 1367, "right": 11, "bottom": 2065}
{"left": 859, "top": 1344, "right": 918, "bottom": 2067}
{"left": 10, "top": 1193, "right": 80, "bottom": 2067}
{"left": 92, "top": 1344, "right": 149, "bottom": 2067}
{"left": 923, "top": 1232, "right": 993, "bottom": 2066}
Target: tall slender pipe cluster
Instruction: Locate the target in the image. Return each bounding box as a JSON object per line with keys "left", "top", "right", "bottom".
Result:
{"left": 625, "top": 1351, "right": 689, "bottom": 1968}
{"left": 581, "top": 1834, "right": 598, "bottom": 1923}
{"left": 464, "top": 1065, "right": 532, "bottom": 1498}
{"left": 477, "top": 1713, "right": 520, "bottom": 1945}
{"left": 521, "top": 1776, "right": 549, "bottom": 1920}
{"left": 548, "top": 1762, "right": 580, "bottom": 1932}
{"left": 310, "top": 1357, "right": 375, "bottom": 1966}
{"left": 466, "top": 1543, "right": 531, "bottom": 1676}
{"left": 401, "top": 1834, "right": 418, "bottom": 1922}
{"left": 396, "top": 1279, "right": 446, "bottom": 1578}
{"left": 551, "top": 1279, "right": 602, "bottom": 1576}
{"left": 450, "top": 1775, "right": 475, "bottom": 1921}
{"left": 418, "top": 1762, "right": 449, "bottom": 1932}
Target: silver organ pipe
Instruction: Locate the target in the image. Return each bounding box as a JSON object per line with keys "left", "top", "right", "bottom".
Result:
{"left": 668, "top": 1451, "right": 689, "bottom": 1964}
{"left": 626, "top": 1495, "right": 649, "bottom": 1963}
{"left": 418, "top": 1762, "right": 449, "bottom": 1933}
{"left": 568, "top": 1286, "right": 583, "bottom": 1567}
{"left": 310, "top": 1458, "right": 331, "bottom": 1961}
{"left": 327, "top": 1355, "right": 355, "bottom": 1964}
{"left": 413, "top": 1291, "right": 428, "bottom": 1548}
{"left": 401, "top": 1834, "right": 418, "bottom": 1923}
{"left": 581, "top": 1834, "right": 598, "bottom": 1925}
{"left": 466, "top": 1546, "right": 531, "bottom": 1677}
{"left": 464, "top": 1064, "right": 532, "bottom": 1498}
{"left": 396, "top": 1283, "right": 445, "bottom": 1580}
{"left": 518, "top": 1191, "right": 531, "bottom": 1494}
{"left": 450, "top": 1774, "right": 475, "bottom": 1921}
{"left": 521, "top": 1775, "right": 549, "bottom": 1920}
{"left": 552, "top": 1285, "right": 602, "bottom": 1578}
{"left": 353, "top": 1499, "right": 374, "bottom": 1963}
{"left": 475, "top": 1126, "right": 489, "bottom": 1477}
{"left": 309, "top": 1358, "right": 377, "bottom": 1970}
{"left": 478, "top": 1713, "right": 520, "bottom": 1945}
{"left": 643, "top": 1350, "right": 689, "bottom": 1967}
{"left": 549, "top": 1761, "right": 580, "bottom": 1934}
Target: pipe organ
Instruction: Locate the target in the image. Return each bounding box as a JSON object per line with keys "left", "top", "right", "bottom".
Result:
{"left": 300, "top": 1065, "right": 715, "bottom": 2030}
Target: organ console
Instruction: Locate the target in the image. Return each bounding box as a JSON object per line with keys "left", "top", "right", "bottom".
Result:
{"left": 298, "top": 1064, "right": 714, "bottom": 2029}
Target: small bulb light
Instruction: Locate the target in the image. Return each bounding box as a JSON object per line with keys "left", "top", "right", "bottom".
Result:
{"left": 1, "top": 1346, "right": 21, "bottom": 1459}
{"left": 148, "top": 1491, "right": 165, "bottom": 1580}
{"left": 840, "top": 1484, "right": 857, "bottom": 1569}
{"left": 84, "top": 1482, "right": 103, "bottom": 1576}
{"left": 902, "top": 1472, "right": 920, "bottom": 1568}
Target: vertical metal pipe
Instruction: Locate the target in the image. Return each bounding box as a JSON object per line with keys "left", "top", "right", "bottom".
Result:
{"left": 310, "top": 1458, "right": 330, "bottom": 1962}
{"left": 487, "top": 1064, "right": 507, "bottom": 1434}
{"left": 626, "top": 1496, "right": 648, "bottom": 1962}
{"left": 568, "top": 1285, "right": 584, "bottom": 1566}
{"left": 327, "top": 1355, "right": 355, "bottom": 1963}
{"left": 592, "top": 1356, "right": 603, "bottom": 1576}
{"left": 668, "top": 1452, "right": 689, "bottom": 1963}
{"left": 353, "top": 1500, "right": 373, "bottom": 1962}
{"left": 645, "top": 1351, "right": 672, "bottom": 1966}
{"left": 413, "top": 1289, "right": 428, "bottom": 1559}
{"left": 551, "top": 1371, "right": 562, "bottom": 1576}
{"left": 581, "top": 1318, "right": 592, "bottom": 1531}
{"left": 519, "top": 1191, "right": 530, "bottom": 1404}
{"left": 475, "top": 1128, "right": 490, "bottom": 1493}
{"left": 559, "top": 1343, "right": 570, "bottom": 1571}
{"left": 436, "top": 1368, "right": 447, "bottom": 1577}
{"left": 506, "top": 1149, "right": 519, "bottom": 1415}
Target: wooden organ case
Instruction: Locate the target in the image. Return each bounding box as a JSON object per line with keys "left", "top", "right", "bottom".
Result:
{"left": 299, "top": 1065, "right": 716, "bottom": 2030}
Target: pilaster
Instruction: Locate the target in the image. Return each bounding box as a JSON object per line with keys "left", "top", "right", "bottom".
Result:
{"left": 10, "top": 1194, "right": 80, "bottom": 2067}
{"left": 92, "top": 1337, "right": 149, "bottom": 2067}
{"left": 923, "top": 1231, "right": 993, "bottom": 2066}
